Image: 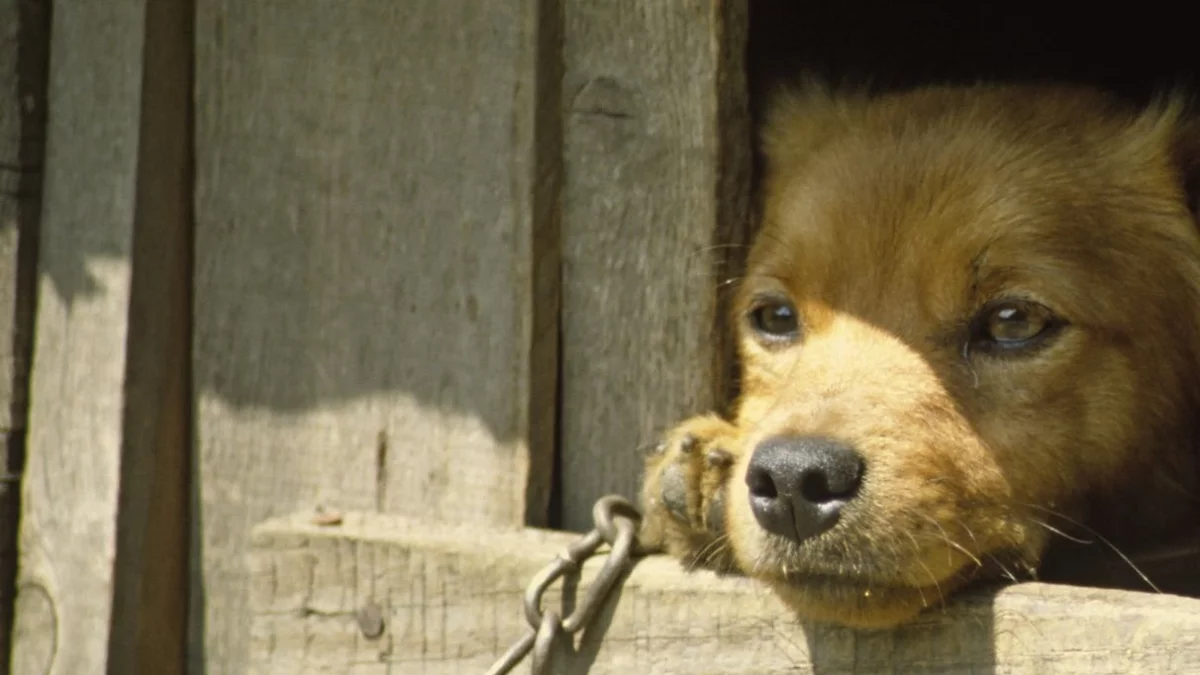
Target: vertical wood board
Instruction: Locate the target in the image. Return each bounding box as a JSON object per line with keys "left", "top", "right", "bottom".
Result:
{"left": 193, "top": 0, "right": 559, "bottom": 669}
{"left": 559, "top": 1, "right": 751, "bottom": 529}
{"left": 10, "top": 1, "right": 192, "bottom": 673}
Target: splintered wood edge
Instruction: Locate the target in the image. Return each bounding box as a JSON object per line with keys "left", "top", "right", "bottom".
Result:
{"left": 248, "top": 512, "right": 1200, "bottom": 675}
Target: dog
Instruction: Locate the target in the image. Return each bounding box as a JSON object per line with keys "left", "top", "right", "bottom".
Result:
{"left": 640, "top": 81, "right": 1200, "bottom": 629}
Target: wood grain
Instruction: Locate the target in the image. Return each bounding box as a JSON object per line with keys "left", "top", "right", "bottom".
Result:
{"left": 0, "top": 1, "right": 47, "bottom": 670}
{"left": 250, "top": 511, "right": 1200, "bottom": 674}
{"left": 10, "top": 1, "right": 191, "bottom": 673}
{"left": 558, "top": 0, "right": 751, "bottom": 530}
{"left": 192, "top": 1, "right": 560, "bottom": 669}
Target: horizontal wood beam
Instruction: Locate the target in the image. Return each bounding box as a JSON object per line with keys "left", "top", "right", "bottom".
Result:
{"left": 250, "top": 511, "right": 1200, "bottom": 674}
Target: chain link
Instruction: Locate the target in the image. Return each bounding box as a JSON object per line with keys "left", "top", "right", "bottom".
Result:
{"left": 485, "top": 495, "right": 653, "bottom": 675}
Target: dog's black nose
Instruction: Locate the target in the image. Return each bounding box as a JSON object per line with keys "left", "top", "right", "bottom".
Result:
{"left": 745, "top": 435, "right": 864, "bottom": 544}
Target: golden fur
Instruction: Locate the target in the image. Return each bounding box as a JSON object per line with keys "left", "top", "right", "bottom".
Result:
{"left": 640, "top": 82, "right": 1200, "bottom": 628}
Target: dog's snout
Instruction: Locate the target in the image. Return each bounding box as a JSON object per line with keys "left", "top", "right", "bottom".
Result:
{"left": 745, "top": 436, "right": 864, "bottom": 544}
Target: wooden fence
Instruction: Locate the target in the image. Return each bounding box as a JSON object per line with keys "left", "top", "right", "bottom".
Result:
{"left": 0, "top": 1, "right": 1198, "bottom": 674}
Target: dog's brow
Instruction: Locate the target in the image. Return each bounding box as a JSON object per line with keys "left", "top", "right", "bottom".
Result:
{"left": 748, "top": 271, "right": 790, "bottom": 287}
{"left": 968, "top": 244, "right": 992, "bottom": 290}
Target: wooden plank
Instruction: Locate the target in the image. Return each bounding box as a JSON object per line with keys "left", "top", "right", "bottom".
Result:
{"left": 558, "top": 0, "right": 751, "bottom": 529}
{"left": 192, "top": 0, "right": 560, "bottom": 670}
{"left": 249, "top": 511, "right": 1200, "bottom": 674}
{"left": 0, "top": 0, "right": 46, "bottom": 430}
{"left": 103, "top": 0, "right": 193, "bottom": 673}
{"left": 8, "top": 1, "right": 192, "bottom": 674}
{"left": 0, "top": 1, "right": 48, "bottom": 671}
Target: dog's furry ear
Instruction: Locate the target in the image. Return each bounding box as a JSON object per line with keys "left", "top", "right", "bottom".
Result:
{"left": 1170, "top": 109, "right": 1200, "bottom": 218}
{"left": 1137, "top": 92, "right": 1200, "bottom": 218}
{"left": 760, "top": 75, "right": 867, "bottom": 178}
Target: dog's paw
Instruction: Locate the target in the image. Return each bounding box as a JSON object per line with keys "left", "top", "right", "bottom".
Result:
{"left": 639, "top": 414, "right": 741, "bottom": 572}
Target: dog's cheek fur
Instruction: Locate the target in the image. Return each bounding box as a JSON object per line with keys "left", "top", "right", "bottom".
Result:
{"left": 959, "top": 333, "right": 1139, "bottom": 515}
{"left": 1081, "top": 260, "right": 1200, "bottom": 544}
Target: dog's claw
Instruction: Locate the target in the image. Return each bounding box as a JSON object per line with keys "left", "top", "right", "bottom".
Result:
{"left": 640, "top": 414, "right": 741, "bottom": 572}
{"left": 705, "top": 448, "right": 733, "bottom": 468}
{"left": 642, "top": 440, "right": 668, "bottom": 457}
{"left": 679, "top": 433, "right": 699, "bottom": 454}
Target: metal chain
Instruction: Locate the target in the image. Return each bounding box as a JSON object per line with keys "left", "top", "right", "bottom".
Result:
{"left": 485, "top": 495, "right": 652, "bottom": 675}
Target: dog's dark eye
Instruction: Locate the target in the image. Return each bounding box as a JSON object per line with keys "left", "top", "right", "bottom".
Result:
{"left": 749, "top": 300, "right": 800, "bottom": 341}
{"left": 969, "top": 299, "right": 1061, "bottom": 354}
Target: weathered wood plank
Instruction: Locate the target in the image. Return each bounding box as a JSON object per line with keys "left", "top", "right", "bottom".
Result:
{"left": 192, "top": 0, "right": 560, "bottom": 670}
{"left": 0, "top": 1, "right": 48, "bottom": 670}
{"left": 0, "top": 0, "right": 46, "bottom": 431}
{"left": 249, "top": 512, "right": 1200, "bottom": 675}
{"left": 559, "top": 0, "right": 751, "bottom": 529}
{"left": 9, "top": 1, "right": 191, "bottom": 674}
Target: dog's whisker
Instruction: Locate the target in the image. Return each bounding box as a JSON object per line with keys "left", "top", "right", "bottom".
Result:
{"left": 902, "top": 531, "right": 938, "bottom": 608}
{"left": 1153, "top": 470, "right": 1200, "bottom": 504}
{"left": 1022, "top": 503, "right": 1162, "bottom": 593}
{"left": 685, "top": 533, "right": 731, "bottom": 573}
{"left": 682, "top": 273, "right": 743, "bottom": 288}
{"left": 680, "top": 243, "right": 751, "bottom": 272}
{"left": 1023, "top": 559, "right": 1040, "bottom": 580}
{"left": 1030, "top": 517, "right": 1093, "bottom": 545}
{"left": 687, "top": 242, "right": 752, "bottom": 256}
{"left": 752, "top": 552, "right": 772, "bottom": 579}
{"left": 918, "top": 514, "right": 985, "bottom": 569}
{"left": 921, "top": 515, "right": 964, "bottom": 569}
{"left": 947, "top": 510, "right": 1027, "bottom": 582}
{"left": 983, "top": 553, "right": 1020, "bottom": 582}
{"left": 954, "top": 516, "right": 983, "bottom": 550}
{"left": 873, "top": 534, "right": 916, "bottom": 603}
{"left": 690, "top": 533, "right": 732, "bottom": 571}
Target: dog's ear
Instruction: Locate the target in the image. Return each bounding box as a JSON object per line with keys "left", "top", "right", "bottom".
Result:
{"left": 1170, "top": 110, "right": 1200, "bottom": 218}
{"left": 1137, "top": 92, "right": 1200, "bottom": 219}
{"left": 1122, "top": 93, "right": 1200, "bottom": 223}
{"left": 760, "top": 75, "right": 867, "bottom": 180}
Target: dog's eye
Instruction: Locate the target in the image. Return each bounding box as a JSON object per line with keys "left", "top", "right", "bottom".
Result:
{"left": 988, "top": 304, "right": 1045, "bottom": 342}
{"left": 749, "top": 300, "right": 800, "bottom": 341}
{"left": 969, "top": 299, "right": 1061, "bottom": 353}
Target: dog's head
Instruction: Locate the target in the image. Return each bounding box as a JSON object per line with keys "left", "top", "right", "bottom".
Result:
{"left": 724, "top": 83, "right": 1200, "bottom": 627}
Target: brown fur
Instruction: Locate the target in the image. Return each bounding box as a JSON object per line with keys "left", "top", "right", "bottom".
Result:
{"left": 640, "top": 82, "right": 1200, "bottom": 628}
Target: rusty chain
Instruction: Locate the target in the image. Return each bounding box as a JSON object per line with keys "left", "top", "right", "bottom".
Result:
{"left": 485, "top": 495, "right": 654, "bottom": 675}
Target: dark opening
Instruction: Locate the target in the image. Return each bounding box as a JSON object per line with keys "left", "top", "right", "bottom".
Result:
{"left": 749, "top": 1, "right": 1198, "bottom": 112}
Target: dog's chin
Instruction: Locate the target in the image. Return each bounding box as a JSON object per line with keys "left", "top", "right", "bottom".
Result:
{"left": 747, "top": 541, "right": 1033, "bottom": 629}
{"left": 763, "top": 568, "right": 975, "bottom": 630}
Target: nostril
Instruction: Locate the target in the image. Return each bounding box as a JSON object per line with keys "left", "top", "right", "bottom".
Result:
{"left": 746, "top": 465, "right": 778, "bottom": 499}
{"left": 746, "top": 435, "right": 864, "bottom": 545}
{"left": 799, "top": 470, "right": 834, "bottom": 504}
{"left": 799, "top": 464, "right": 861, "bottom": 504}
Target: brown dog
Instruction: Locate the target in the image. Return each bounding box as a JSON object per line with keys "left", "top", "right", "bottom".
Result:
{"left": 640, "top": 81, "right": 1200, "bottom": 628}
